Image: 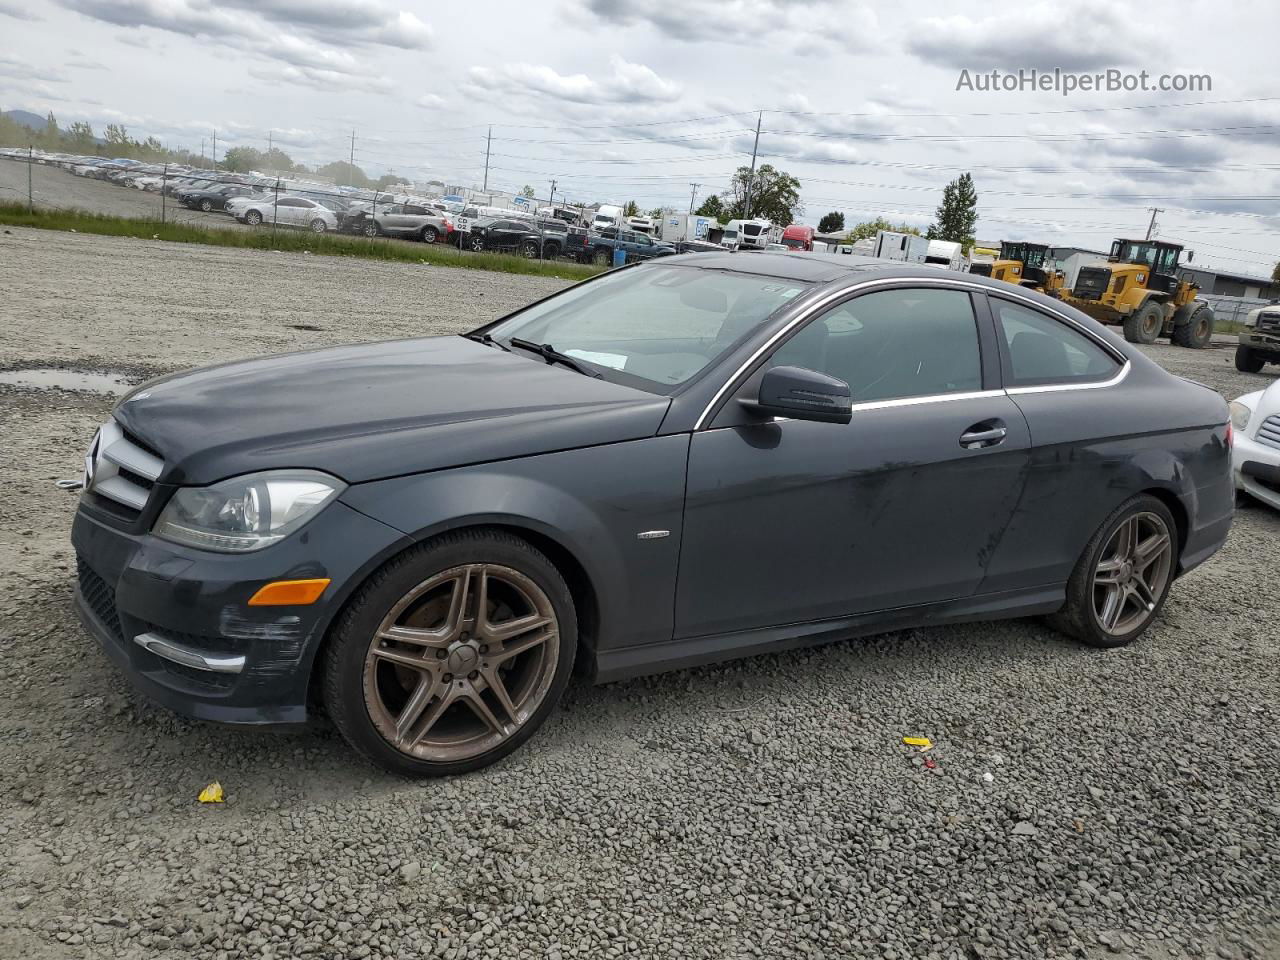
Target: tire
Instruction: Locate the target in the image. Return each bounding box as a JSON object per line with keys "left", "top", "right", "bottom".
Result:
{"left": 421, "top": 226, "right": 438, "bottom": 244}
{"left": 1122, "top": 301, "right": 1164, "bottom": 344}
{"left": 1048, "top": 494, "right": 1178, "bottom": 649}
{"left": 521, "top": 241, "right": 539, "bottom": 259}
{"left": 199, "top": 199, "right": 212, "bottom": 212}
{"left": 1235, "top": 344, "right": 1266, "bottom": 373}
{"left": 362, "top": 222, "right": 379, "bottom": 238}
{"left": 309, "top": 218, "right": 327, "bottom": 233}
{"left": 592, "top": 248, "right": 610, "bottom": 266}
{"left": 544, "top": 242, "right": 561, "bottom": 259}
{"left": 322, "top": 530, "right": 577, "bottom": 777}
{"left": 1171, "top": 303, "right": 1214, "bottom": 348}
{"left": 469, "top": 235, "right": 486, "bottom": 252}
{"left": 244, "top": 209, "right": 263, "bottom": 226}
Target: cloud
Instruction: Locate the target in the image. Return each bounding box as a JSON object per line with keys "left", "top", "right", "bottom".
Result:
{"left": 0, "top": 0, "right": 41, "bottom": 19}
{"left": 0, "top": 57, "right": 68, "bottom": 83}
{"left": 907, "top": 2, "right": 1141, "bottom": 71}
{"left": 578, "top": 0, "right": 876, "bottom": 51}
{"left": 248, "top": 64, "right": 395, "bottom": 93}
{"left": 415, "top": 93, "right": 445, "bottom": 109}
{"left": 56, "top": 0, "right": 430, "bottom": 91}
{"left": 465, "top": 55, "right": 681, "bottom": 106}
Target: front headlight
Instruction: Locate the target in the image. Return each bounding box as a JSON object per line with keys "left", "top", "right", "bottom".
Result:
{"left": 1229, "top": 400, "right": 1252, "bottom": 432}
{"left": 154, "top": 470, "right": 345, "bottom": 553}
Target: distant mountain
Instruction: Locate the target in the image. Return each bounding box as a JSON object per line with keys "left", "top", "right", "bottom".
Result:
{"left": 3, "top": 109, "right": 50, "bottom": 130}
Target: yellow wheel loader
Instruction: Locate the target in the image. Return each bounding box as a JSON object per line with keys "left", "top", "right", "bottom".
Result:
{"left": 969, "top": 241, "right": 1067, "bottom": 296}
{"left": 1059, "top": 239, "right": 1214, "bottom": 348}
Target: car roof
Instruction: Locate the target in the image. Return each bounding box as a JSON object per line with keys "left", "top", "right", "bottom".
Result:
{"left": 659, "top": 250, "right": 894, "bottom": 282}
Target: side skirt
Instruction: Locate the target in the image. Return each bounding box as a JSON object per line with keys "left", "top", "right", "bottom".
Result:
{"left": 591, "top": 584, "right": 1065, "bottom": 684}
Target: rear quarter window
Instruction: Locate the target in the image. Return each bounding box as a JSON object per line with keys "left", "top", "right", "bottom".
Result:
{"left": 992, "top": 298, "right": 1120, "bottom": 387}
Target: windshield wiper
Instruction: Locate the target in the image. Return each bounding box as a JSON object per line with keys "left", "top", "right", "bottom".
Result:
{"left": 464, "top": 332, "right": 510, "bottom": 352}
{"left": 509, "top": 337, "right": 603, "bottom": 378}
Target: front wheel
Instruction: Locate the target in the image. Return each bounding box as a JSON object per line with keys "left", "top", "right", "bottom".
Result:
{"left": 469, "top": 235, "right": 485, "bottom": 252}
{"left": 322, "top": 530, "right": 577, "bottom": 777}
{"left": 1235, "top": 344, "right": 1266, "bottom": 373}
{"left": 244, "top": 210, "right": 263, "bottom": 226}
{"left": 1048, "top": 494, "right": 1177, "bottom": 649}
{"left": 521, "top": 241, "right": 539, "bottom": 259}
{"left": 592, "top": 248, "right": 610, "bottom": 266}
{"left": 1122, "top": 302, "right": 1163, "bottom": 344}
{"left": 1171, "top": 304, "right": 1214, "bottom": 348}
{"left": 310, "top": 218, "right": 327, "bottom": 233}
{"left": 362, "top": 222, "right": 378, "bottom": 238}
{"left": 199, "top": 199, "right": 212, "bottom": 212}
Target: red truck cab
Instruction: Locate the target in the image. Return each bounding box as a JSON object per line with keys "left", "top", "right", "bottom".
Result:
{"left": 781, "top": 224, "right": 814, "bottom": 251}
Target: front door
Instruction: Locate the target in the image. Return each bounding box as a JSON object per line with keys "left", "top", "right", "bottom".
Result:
{"left": 675, "top": 286, "right": 1031, "bottom": 639}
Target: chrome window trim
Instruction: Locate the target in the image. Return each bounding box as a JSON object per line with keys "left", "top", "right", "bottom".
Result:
{"left": 695, "top": 275, "right": 1129, "bottom": 430}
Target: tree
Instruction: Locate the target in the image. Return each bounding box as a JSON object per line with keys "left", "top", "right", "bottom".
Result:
{"left": 315, "top": 160, "right": 370, "bottom": 188}
{"left": 1272, "top": 260, "right": 1280, "bottom": 283}
{"left": 817, "top": 211, "right": 844, "bottom": 234}
{"left": 928, "top": 172, "right": 978, "bottom": 252}
{"left": 845, "top": 217, "right": 922, "bottom": 243}
{"left": 66, "top": 121, "right": 96, "bottom": 152}
{"left": 221, "top": 146, "right": 263, "bottom": 173}
{"left": 649, "top": 207, "right": 665, "bottom": 218}
{"left": 723, "top": 163, "right": 802, "bottom": 225}
{"left": 695, "top": 194, "right": 725, "bottom": 219}
{"left": 520, "top": 184, "right": 536, "bottom": 198}
{"left": 622, "top": 200, "right": 639, "bottom": 218}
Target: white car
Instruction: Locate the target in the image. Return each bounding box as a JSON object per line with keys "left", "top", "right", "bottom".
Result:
{"left": 232, "top": 195, "right": 338, "bottom": 232}
{"left": 1230, "top": 379, "right": 1280, "bottom": 509}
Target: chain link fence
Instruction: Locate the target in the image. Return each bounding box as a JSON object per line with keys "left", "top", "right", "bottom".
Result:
{"left": 0, "top": 147, "right": 586, "bottom": 264}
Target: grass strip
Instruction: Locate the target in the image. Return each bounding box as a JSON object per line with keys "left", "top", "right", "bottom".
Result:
{"left": 0, "top": 201, "right": 600, "bottom": 280}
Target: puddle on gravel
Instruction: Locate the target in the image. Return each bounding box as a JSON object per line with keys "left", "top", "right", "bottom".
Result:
{"left": 0, "top": 368, "right": 134, "bottom": 395}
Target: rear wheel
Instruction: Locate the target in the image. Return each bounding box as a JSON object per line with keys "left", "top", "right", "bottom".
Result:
{"left": 309, "top": 218, "right": 327, "bottom": 233}
{"left": 1122, "top": 302, "right": 1163, "bottom": 344}
{"left": 1172, "top": 303, "right": 1214, "bottom": 348}
{"left": 421, "top": 226, "right": 438, "bottom": 244}
{"left": 1048, "top": 494, "right": 1177, "bottom": 649}
{"left": 323, "top": 530, "right": 576, "bottom": 777}
{"left": 1235, "top": 344, "right": 1266, "bottom": 373}
{"left": 592, "top": 248, "right": 610, "bottom": 266}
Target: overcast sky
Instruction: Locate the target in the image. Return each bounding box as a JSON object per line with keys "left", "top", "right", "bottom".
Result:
{"left": 2, "top": 0, "right": 1278, "bottom": 276}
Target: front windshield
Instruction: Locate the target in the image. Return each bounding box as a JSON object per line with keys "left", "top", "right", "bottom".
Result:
{"left": 486, "top": 265, "right": 810, "bottom": 392}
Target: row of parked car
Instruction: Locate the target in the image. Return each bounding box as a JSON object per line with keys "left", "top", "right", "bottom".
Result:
{"left": 2, "top": 148, "right": 732, "bottom": 263}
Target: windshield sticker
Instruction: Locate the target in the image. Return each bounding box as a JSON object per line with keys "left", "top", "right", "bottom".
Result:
{"left": 565, "top": 349, "right": 628, "bottom": 371}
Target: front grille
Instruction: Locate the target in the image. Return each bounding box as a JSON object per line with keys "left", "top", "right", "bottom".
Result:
{"left": 86, "top": 420, "right": 164, "bottom": 516}
{"left": 1256, "top": 311, "right": 1280, "bottom": 332}
{"left": 1074, "top": 266, "right": 1110, "bottom": 300}
{"left": 77, "top": 557, "right": 122, "bottom": 643}
{"left": 1256, "top": 414, "right": 1280, "bottom": 450}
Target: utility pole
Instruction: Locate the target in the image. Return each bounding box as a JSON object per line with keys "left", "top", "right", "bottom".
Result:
{"left": 200, "top": 137, "right": 205, "bottom": 164}
{"left": 743, "top": 111, "right": 762, "bottom": 220}
{"left": 27, "top": 144, "right": 33, "bottom": 212}
{"left": 549, "top": 178, "right": 557, "bottom": 208}
{"left": 1145, "top": 207, "right": 1164, "bottom": 241}
{"left": 349, "top": 129, "right": 356, "bottom": 187}
{"left": 211, "top": 129, "right": 217, "bottom": 170}
{"left": 688, "top": 182, "right": 700, "bottom": 213}
{"left": 482, "top": 125, "right": 492, "bottom": 193}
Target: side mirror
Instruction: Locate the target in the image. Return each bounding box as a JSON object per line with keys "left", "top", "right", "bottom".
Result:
{"left": 742, "top": 366, "right": 852, "bottom": 424}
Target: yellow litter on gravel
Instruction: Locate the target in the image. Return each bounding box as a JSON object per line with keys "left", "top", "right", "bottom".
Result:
{"left": 902, "top": 736, "right": 932, "bottom": 748}
{"left": 198, "top": 781, "right": 224, "bottom": 804}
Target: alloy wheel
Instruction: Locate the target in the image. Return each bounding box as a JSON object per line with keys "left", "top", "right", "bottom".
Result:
{"left": 362, "top": 563, "right": 559, "bottom": 762}
{"left": 1092, "top": 511, "right": 1173, "bottom": 636}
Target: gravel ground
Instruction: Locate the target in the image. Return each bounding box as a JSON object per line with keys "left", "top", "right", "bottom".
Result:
{"left": 1, "top": 228, "right": 1279, "bottom": 960}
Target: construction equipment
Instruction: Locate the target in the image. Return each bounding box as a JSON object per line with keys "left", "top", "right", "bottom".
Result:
{"left": 969, "top": 241, "right": 1066, "bottom": 296}
{"left": 1059, "top": 238, "right": 1214, "bottom": 347}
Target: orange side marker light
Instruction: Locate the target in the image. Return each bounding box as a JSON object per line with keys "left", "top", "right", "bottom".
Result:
{"left": 248, "top": 578, "right": 331, "bottom": 606}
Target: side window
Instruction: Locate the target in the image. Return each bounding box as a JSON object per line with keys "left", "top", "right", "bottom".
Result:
{"left": 992, "top": 298, "right": 1119, "bottom": 386}
{"left": 770, "top": 288, "right": 982, "bottom": 403}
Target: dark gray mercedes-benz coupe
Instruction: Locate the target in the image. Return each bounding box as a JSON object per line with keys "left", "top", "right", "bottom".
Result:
{"left": 71, "top": 252, "right": 1234, "bottom": 775}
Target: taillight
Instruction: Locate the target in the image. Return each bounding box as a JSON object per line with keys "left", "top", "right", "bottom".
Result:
{"left": 1226, "top": 421, "right": 1233, "bottom": 448}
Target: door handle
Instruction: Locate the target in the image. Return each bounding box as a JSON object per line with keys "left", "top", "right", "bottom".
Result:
{"left": 959, "top": 423, "right": 1007, "bottom": 449}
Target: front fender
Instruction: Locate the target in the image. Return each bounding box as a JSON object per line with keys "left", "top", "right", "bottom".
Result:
{"left": 338, "top": 435, "right": 691, "bottom": 654}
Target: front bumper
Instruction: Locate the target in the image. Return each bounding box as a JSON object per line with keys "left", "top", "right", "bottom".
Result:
{"left": 1233, "top": 430, "right": 1280, "bottom": 510}
{"left": 1239, "top": 332, "right": 1280, "bottom": 357}
{"left": 71, "top": 497, "right": 410, "bottom": 726}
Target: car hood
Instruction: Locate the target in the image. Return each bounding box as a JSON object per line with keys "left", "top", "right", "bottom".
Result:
{"left": 114, "top": 336, "right": 671, "bottom": 485}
